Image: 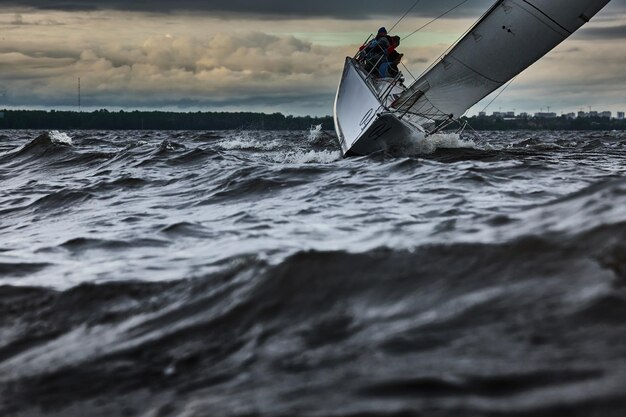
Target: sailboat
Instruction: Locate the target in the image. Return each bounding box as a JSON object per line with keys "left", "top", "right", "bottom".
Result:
{"left": 333, "top": 0, "right": 611, "bottom": 157}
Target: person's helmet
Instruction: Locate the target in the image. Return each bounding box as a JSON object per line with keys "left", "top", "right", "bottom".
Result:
{"left": 378, "top": 27, "right": 387, "bottom": 35}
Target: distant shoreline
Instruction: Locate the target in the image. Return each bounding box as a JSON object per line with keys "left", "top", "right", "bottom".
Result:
{"left": 1, "top": 110, "right": 625, "bottom": 131}
{"left": 463, "top": 114, "right": 626, "bottom": 131}
{"left": 0, "top": 110, "right": 334, "bottom": 131}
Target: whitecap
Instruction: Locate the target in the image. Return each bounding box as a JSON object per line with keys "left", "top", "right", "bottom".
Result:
{"left": 407, "top": 132, "right": 477, "bottom": 155}
{"left": 307, "top": 124, "right": 323, "bottom": 140}
{"left": 278, "top": 149, "right": 342, "bottom": 164}
{"left": 49, "top": 131, "right": 73, "bottom": 145}
{"left": 217, "top": 132, "right": 281, "bottom": 151}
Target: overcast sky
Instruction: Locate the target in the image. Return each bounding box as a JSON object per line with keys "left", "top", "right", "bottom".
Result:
{"left": 1, "top": 0, "right": 625, "bottom": 116}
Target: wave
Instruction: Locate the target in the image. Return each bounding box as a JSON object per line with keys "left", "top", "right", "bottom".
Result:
{"left": 131, "top": 139, "right": 218, "bottom": 168}
{"left": 58, "top": 237, "right": 169, "bottom": 252}
{"left": 0, "top": 262, "right": 51, "bottom": 277}
{"left": 192, "top": 165, "right": 313, "bottom": 205}
{"left": 2, "top": 218, "right": 626, "bottom": 415}
{"left": 0, "top": 131, "right": 115, "bottom": 170}
{"left": 48, "top": 131, "right": 73, "bottom": 145}
{"left": 377, "top": 131, "right": 477, "bottom": 156}
{"left": 276, "top": 149, "right": 342, "bottom": 164}
{"left": 166, "top": 147, "right": 223, "bottom": 166}
{"left": 159, "top": 222, "right": 213, "bottom": 238}
{"left": 193, "top": 132, "right": 226, "bottom": 142}
{"left": 209, "top": 175, "right": 299, "bottom": 202}
{"left": 156, "top": 139, "right": 186, "bottom": 154}
{"left": 1, "top": 131, "right": 73, "bottom": 163}
{"left": 512, "top": 177, "right": 626, "bottom": 237}
{"left": 27, "top": 190, "right": 94, "bottom": 213}
{"left": 216, "top": 132, "right": 284, "bottom": 152}
{"left": 1, "top": 129, "right": 626, "bottom": 415}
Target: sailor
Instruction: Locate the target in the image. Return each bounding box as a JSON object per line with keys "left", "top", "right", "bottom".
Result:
{"left": 359, "top": 28, "right": 385, "bottom": 52}
{"left": 379, "top": 51, "right": 403, "bottom": 78}
{"left": 358, "top": 27, "right": 387, "bottom": 56}
{"left": 375, "top": 27, "right": 388, "bottom": 40}
{"left": 361, "top": 27, "right": 391, "bottom": 72}
{"left": 387, "top": 36, "right": 401, "bottom": 55}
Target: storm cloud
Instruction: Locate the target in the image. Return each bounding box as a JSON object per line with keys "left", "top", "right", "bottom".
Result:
{"left": 0, "top": 1, "right": 625, "bottom": 115}
{"left": 0, "top": 0, "right": 498, "bottom": 19}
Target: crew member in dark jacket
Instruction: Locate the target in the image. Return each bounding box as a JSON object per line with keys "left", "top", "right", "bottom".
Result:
{"left": 379, "top": 51, "right": 404, "bottom": 78}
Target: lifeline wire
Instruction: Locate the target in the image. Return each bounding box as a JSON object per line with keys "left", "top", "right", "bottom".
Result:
{"left": 389, "top": 0, "right": 423, "bottom": 32}
{"left": 403, "top": 0, "right": 471, "bottom": 41}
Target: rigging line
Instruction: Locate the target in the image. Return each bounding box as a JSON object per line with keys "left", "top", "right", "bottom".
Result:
{"left": 459, "top": 117, "right": 484, "bottom": 143}
{"left": 397, "top": 87, "right": 454, "bottom": 122}
{"left": 400, "top": 62, "right": 417, "bottom": 83}
{"left": 402, "top": 0, "right": 471, "bottom": 41}
{"left": 389, "top": 0, "right": 423, "bottom": 32}
{"left": 479, "top": 75, "right": 518, "bottom": 114}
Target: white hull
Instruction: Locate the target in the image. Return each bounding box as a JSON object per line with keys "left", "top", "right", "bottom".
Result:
{"left": 333, "top": 58, "right": 424, "bottom": 157}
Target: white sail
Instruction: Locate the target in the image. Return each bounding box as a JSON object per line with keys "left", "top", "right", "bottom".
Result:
{"left": 391, "top": 0, "right": 611, "bottom": 122}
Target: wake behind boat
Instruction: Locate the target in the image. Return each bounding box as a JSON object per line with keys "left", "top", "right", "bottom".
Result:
{"left": 334, "top": 0, "right": 611, "bottom": 157}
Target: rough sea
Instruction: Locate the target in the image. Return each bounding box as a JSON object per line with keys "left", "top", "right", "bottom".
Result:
{"left": 1, "top": 128, "right": 626, "bottom": 416}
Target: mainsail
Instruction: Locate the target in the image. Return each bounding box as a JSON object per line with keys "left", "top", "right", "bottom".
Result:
{"left": 391, "top": 0, "right": 611, "bottom": 123}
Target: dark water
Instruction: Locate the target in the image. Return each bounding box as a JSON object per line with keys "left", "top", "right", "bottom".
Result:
{"left": 1, "top": 129, "right": 626, "bottom": 416}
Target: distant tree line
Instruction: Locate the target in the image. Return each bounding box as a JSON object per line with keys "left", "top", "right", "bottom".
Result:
{"left": 460, "top": 115, "right": 626, "bottom": 131}
{"left": 0, "top": 109, "right": 334, "bottom": 131}
{"left": 2, "top": 109, "right": 624, "bottom": 132}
